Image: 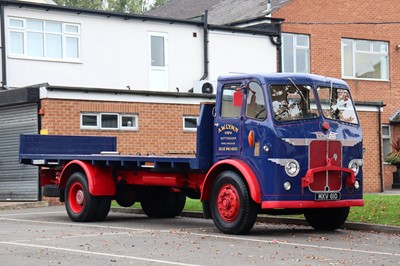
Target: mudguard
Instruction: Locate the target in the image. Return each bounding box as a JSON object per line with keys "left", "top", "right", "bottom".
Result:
{"left": 200, "top": 159, "right": 262, "bottom": 204}
{"left": 59, "top": 160, "right": 115, "bottom": 196}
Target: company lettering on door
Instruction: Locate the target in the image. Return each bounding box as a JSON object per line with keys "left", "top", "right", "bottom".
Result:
{"left": 217, "top": 124, "right": 239, "bottom": 152}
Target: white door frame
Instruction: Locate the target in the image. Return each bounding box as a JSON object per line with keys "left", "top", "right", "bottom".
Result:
{"left": 148, "top": 31, "right": 168, "bottom": 91}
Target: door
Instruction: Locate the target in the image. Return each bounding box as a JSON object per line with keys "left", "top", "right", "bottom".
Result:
{"left": 214, "top": 83, "right": 244, "bottom": 161}
{"left": 241, "top": 80, "right": 269, "bottom": 161}
{"left": 148, "top": 32, "right": 168, "bottom": 91}
{"left": 0, "top": 103, "right": 39, "bottom": 201}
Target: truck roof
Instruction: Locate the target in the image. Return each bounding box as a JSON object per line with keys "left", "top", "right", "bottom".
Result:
{"left": 218, "top": 73, "right": 349, "bottom": 88}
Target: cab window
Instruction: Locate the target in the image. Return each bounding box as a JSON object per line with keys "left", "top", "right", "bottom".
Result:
{"left": 245, "top": 82, "right": 266, "bottom": 120}
{"left": 318, "top": 87, "right": 359, "bottom": 124}
{"left": 221, "top": 84, "right": 242, "bottom": 118}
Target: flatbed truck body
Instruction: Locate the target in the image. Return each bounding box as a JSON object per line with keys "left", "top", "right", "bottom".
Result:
{"left": 20, "top": 73, "right": 363, "bottom": 234}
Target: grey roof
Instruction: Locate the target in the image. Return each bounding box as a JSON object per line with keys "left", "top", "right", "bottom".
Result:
{"left": 390, "top": 108, "right": 400, "bottom": 123}
{"left": 146, "top": 0, "right": 291, "bottom": 25}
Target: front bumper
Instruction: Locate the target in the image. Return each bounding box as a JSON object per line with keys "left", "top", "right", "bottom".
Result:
{"left": 262, "top": 199, "right": 364, "bottom": 209}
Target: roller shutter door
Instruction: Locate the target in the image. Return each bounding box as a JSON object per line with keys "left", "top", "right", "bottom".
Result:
{"left": 0, "top": 103, "right": 38, "bottom": 201}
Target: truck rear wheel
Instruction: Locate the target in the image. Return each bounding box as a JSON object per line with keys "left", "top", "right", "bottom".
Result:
{"left": 65, "top": 172, "right": 110, "bottom": 222}
{"left": 115, "top": 184, "right": 136, "bottom": 207}
{"left": 94, "top": 196, "right": 111, "bottom": 221}
{"left": 304, "top": 207, "right": 350, "bottom": 231}
{"left": 141, "top": 187, "right": 186, "bottom": 218}
{"left": 210, "top": 171, "right": 258, "bottom": 235}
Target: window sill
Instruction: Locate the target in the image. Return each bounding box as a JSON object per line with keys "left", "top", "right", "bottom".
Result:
{"left": 8, "top": 55, "right": 82, "bottom": 64}
{"left": 342, "top": 77, "right": 390, "bottom": 82}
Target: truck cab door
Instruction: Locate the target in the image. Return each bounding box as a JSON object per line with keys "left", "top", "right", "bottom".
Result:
{"left": 241, "top": 81, "right": 269, "bottom": 161}
{"left": 213, "top": 83, "right": 244, "bottom": 161}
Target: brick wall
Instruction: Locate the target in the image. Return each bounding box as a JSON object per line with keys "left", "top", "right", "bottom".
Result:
{"left": 357, "top": 111, "right": 382, "bottom": 192}
{"left": 273, "top": 0, "right": 400, "bottom": 191}
{"left": 40, "top": 99, "right": 199, "bottom": 156}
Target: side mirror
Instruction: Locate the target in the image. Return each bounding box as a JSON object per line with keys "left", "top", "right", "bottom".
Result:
{"left": 233, "top": 91, "right": 243, "bottom": 107}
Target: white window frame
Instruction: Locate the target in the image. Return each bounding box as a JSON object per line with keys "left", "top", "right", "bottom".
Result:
{"left": 382, "top": 124, "right": 391, "bottom": 160}
{"left": 341, "top": 38, "right": 389, "bottom": 81}
{"left": 183, "top": 116, "right": 198, "bottom": 132}
{"left": 282, "top": 33, "right": 310, "bottom": 73}
{"left": 80, "top": 113, "right": 138, "bottom": 131}
{"left": 80, "top": 113, "right": 98, "bottom": 129}
{"left": 100, "top": 113, "right": 119, "bottom": 130}
{"left": 120, "top": 114, "right": 138, "bottom": 130}
{"left": 8, "top": 17, "right": 81, "bottom": 62}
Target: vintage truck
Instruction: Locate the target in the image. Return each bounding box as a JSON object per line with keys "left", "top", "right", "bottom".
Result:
{"left": 19, "top": 73, "right": 363, "bottom": 234}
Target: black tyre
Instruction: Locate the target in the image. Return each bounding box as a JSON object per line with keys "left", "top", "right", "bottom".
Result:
{"left": 210, "top": 171, "right": 258, "bottom": 235}
{"left": 65, "top": 172, "right": 99, "bottom": 222}
{"left": 170, "top": 192, "right": 186, "bottom": 217}
{"left": 94, "top": 196, "right": 111, "bottom": 221}
{"left": 304, "top": 207, "right": 350, "bottom": 231}
{"left": 115, "top": 184, "right": 136, "bottom": 207}
{"left": 141, "top": 187, "right": 186, "bottom": 218}
{"left": 42, "top": 184, "right": 60, "bottom": 197}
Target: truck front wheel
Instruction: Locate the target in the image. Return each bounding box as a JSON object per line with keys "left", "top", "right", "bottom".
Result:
{"left": 210, "top": 171, "right": 258, "bottom": 235}
{"left": 304, "top": 207, "right": 350, "bottom": 231}
{"left": 65, "top": 172, "right": 110, "bottom": 222}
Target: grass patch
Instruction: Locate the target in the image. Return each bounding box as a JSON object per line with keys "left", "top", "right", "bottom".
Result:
{"left": 347, "top": 194, "right": 400, "bottom": 226}
{"left": 113, "top": 194, "right": 400, "bottom": 226}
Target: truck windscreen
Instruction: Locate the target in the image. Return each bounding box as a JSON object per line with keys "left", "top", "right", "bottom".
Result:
{"left": 269, "top": 84, "right": 318, "bottom": 121}
{"left": 318, "top": 87, "right": 359, "bottom": 124}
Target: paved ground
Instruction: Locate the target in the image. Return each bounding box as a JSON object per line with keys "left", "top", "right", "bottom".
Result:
{"left": 0, "top": 206, "right": 399, "bottom": 265}
{"left": 1, "top": 189, "right": 400, "bottom": 234}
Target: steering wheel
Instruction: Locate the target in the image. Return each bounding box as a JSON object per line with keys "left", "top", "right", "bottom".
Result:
{"left": 254, "top": 108, "right": 266, "bottom": 119}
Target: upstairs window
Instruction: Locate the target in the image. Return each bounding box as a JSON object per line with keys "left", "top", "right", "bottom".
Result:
{"left": 342, "top": 39, "right": 388, "bottom": 80}
{"left": 8, "top": 17, "right": 80, "bottom": 61}
{"left": 282, "top": 33, "right": 310, "bottom": 73}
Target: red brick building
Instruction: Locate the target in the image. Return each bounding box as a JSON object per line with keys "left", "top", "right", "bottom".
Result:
{"left": 1, "top": 0, "right": 398, "bottom": 201}
{"left": 272, "top": 0, "right": 400, "bottom": 192}
{"left": 149, "top": 0, "right": 400, "bottom": 192}
{"left": 40, "top": 96, "right": 200, "bottom": 156}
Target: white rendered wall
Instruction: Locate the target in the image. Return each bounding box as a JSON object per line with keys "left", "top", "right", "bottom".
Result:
{"left": 3, "top": 6, "right": 277, "bottom": 93}
{"left": 4, "top": 7, "right": 204, "bottom": 92}
{"left": 208, "top": 31, "right": 277, "bottom": 81}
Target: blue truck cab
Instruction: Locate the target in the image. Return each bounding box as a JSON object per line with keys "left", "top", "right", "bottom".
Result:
{"left": 19, "top": 73, "right": 363, "bottom": 235}
{"left": 200, "top": 73, "right": 363, "bottom": 233}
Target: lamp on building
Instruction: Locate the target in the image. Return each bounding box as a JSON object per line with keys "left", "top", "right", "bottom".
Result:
{"left": 396, "top": 44, "right": 400, "bottom": 51}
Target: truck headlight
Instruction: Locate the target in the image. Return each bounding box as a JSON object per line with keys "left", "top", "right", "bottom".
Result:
{"left": 285, "top": 159, "right": 300, "bottom": 177}
{"left": 348, "top": 160, "right": 360, "bottom": 176}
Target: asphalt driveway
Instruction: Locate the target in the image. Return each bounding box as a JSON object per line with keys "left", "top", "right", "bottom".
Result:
{"left": 0, "top": 206, "right": 399, "bottom": 265}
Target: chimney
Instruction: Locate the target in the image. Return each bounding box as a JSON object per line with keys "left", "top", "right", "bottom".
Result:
{"left": 267, "top": 0, "right": 272, "bottom": 11}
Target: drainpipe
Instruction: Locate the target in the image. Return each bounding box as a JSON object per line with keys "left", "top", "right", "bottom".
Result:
{"left": 269, "top": 20, "right": 282, "bottom": 73}
{"left": 200, "top": 10, "right": 209, "bottom": 80}
{"left": 1, "top": 4, "right": 7, "bottom": 88}
{"left": 378, "top": 103, "right": 384, "bottom": 192}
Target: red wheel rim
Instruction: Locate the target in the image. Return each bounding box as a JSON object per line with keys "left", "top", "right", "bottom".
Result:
{"left": 216, "top": 184, "right": 240, "bottom": 222}
{"left": 68, "top": 181, "right": 85, "bottom": 214}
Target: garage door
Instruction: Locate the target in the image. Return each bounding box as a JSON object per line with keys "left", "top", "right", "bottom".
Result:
{"left": 0, "top": 103, "right": 38, "bottom": 201}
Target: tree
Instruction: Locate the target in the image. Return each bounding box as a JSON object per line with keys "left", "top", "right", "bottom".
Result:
{"left": 53, "top": 0, "right": 104, "bottom": 10}
{"left": 107, "top": 0, "right": 143, "bottom": 13}
{"left": 53, "top": 0, "right": 168, "bottom": 14}
{"left": 150, "top": 0, "right": 168, "bottom": 9}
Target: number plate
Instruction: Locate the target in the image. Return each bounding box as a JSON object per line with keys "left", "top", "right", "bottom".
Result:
{"left": 315, "top": 192, "right": 341, "bottom": 201}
